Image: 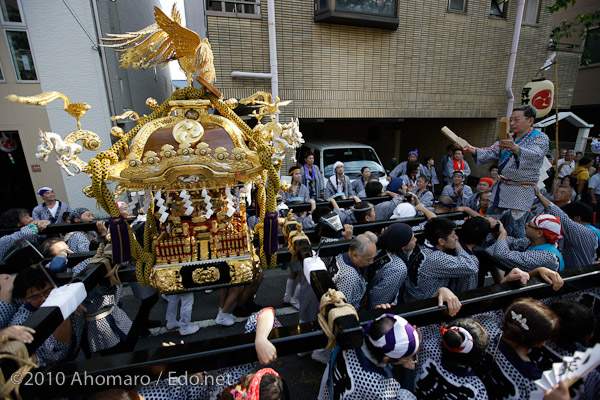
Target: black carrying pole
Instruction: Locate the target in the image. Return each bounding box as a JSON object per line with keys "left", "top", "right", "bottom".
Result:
{"left": 13, "top": 264, "right": 600, "bottom": 398}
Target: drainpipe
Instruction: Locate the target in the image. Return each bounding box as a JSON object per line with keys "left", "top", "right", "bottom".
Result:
{"left": 90, "top": 0, "right": 116, "bottom": 117}
{"left": 230, "top": 0, "right": 278, "bottom": 121}
{"left": 505, "top": 0, "right": 526, "bottom": 117}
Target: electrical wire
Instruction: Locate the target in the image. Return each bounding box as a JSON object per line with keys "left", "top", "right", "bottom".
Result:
{"left": 61, "top": 0, "right": 98, "bottom": 49}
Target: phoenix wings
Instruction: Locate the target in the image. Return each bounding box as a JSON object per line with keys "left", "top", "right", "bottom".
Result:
{"left": 100, "top": 5, "right": 215, "bottom": 86}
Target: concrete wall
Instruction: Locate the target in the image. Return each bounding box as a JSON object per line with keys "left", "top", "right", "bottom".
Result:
{"left": 96, "top": 0, "right": 173, "bottom": 133}
{"left": 0, "top": 0, "right": 173, "bottom": 215}
{"left": 19, "top": 0, "right": 114, "bottom": 213}
{"left": 0, "top": 23, "right": 59, "bottom": 207}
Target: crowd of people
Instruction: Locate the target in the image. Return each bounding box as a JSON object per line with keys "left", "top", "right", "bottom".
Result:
{"left": 0, "top": 105, "right": 598, "bottom": 399}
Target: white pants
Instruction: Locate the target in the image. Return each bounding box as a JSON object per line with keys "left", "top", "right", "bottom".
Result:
{"left": 165, "top": 292, "right": 194, "bottom": 328}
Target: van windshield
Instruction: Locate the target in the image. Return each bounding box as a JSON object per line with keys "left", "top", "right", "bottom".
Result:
{"left": 323, "top": 148, "right": 385, "bottom": 180}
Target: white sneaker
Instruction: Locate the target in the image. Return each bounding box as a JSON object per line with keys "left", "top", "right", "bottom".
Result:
{"left": 283, "top": 295, "right": 292, "bottom": 304}
{"left": 311, "top": 348, "right": 330, "bottom": 365}
{"left": 179, "top": 325, "right": 200, "bottom": 336}
{"left": 289, "top": 297, "right": 300, "bottom": 310}
{"left": 166, "top": 321, "right": 180, "bottom": 330}
{"left": 215, "top": 312, "right": 236, "bottom": 326}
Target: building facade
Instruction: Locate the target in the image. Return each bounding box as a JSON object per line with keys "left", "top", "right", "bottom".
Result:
{"left": 551, "top": 0, "right": 599, "bottom": 148}
{"left": 0, "top": 0, "right": 171, "bottom": 214}
{"left": 201, "top": 0, "right": 580, "bottom": 175}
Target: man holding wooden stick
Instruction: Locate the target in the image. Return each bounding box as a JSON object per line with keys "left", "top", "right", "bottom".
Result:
{"left": 453, "top": 105, "right": 549, "bottom": 238}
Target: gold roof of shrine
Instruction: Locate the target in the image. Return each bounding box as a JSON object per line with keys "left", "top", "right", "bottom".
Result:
{"left": 109, "top": 100, "right": 263, "bottom": 191}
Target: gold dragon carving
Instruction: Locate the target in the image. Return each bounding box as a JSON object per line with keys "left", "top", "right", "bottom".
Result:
{"left": 6, "top": 91, "right": 101, "bottom": 177}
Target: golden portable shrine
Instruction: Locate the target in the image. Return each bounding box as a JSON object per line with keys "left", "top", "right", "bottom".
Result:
{"left": 6, "top": 5, "right": 303, "bottom": 294}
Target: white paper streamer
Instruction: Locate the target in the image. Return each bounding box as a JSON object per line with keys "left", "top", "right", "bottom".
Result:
{"left": 127, "top": 191, "right": 139, "bottom": 213}
{"left": 155, "top": 189, "right": 170, "bottom": 223}
{"left": 202, "top": 187, "right": 213, "bottom": 219}
{"left": 141, "top": 189, "right": 153, "bottom": 214}
{"left": 225, "top": 184, "right": 235, "bottom": 217}
{"left": 180, "top": 189, "right": 194, "bottom": 216}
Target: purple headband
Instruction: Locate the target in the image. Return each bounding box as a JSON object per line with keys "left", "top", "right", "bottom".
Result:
{"left": 364, "top": 314, "right": 418, "bottom": 359}
{"left": 408, "top": 150, "right": 418, "bottom": 157}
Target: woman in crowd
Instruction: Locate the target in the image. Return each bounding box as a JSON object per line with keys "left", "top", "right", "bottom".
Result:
{"left": 415, "top": 318, "right": 489, "bottom": 399}
{"left": 0, "top": 208, "right": 49, "bottom": 259}
{"left": 400, "top": 161, "right": 421, "bottom": 193}
{"left": 279, "top": 166, "right": 318, "bottom": 309}
{"left": 572, "top": 157, "right": 594, "bottom": 200}
{"left": 476, "top": 297, "right": 559, "bottom": 399}
{"left": 64, "top": 207, "right": 108, "bottom": 253}
{"left": 489, "top": 164, "right": 500, "bottom": 183}
{"left": 561, "top": 175, "right": 578, "bottom": 195}
{"left": 531, "top": 299, "right": 598, "bottom": 400}
{"left": 351, "top": 166, "right": 371, "bottom": 197}
{"left": 281, "top": 166, "right": 316, "bottom": 213}
{"left": 420, "top": 155, "right": 439, "bottom": 193}
{"left": 301, "top": 150, "right": 324, "bottom": 201}
{"left": 281, "top": 166, "right": 310, "bottom": 205}
{"left": 412, "top": 175, "right": 434, "bottom": 210}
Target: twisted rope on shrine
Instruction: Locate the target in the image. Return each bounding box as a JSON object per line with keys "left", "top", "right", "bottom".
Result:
{"left": 88, "top": 242, "right": 122, "bottom": 286}
{"left": 207, "top": 93, "right": 281, "bottom": 269}
{"left": 0, "top": 336, "right": 39, "bottom": 399}
{"left": 88, "top": 87, "right": 206, "bottom": 285}
{"left": 254, "top": 172, "right": 268, "bottom": 268}
{"left": 140, "top": 200, "right": 157, "bottom": 285}
{"left": 317, "top": 289, "right": 359, "bottom": 350}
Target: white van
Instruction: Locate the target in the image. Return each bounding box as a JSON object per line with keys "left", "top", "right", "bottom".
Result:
{"left": 296, "top": 139, "right": 388, "bottom": 190}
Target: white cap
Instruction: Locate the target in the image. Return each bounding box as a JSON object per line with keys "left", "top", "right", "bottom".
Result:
{"left": 37, "top": 187, "right": 53, "bottom": 196}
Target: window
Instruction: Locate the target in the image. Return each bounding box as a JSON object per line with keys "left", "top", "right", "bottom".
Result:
{"left": 489, "top": 0, "right": 507, "bottom": 18}
{"left": 1, "top": 0, "right": 37, "bottom": 81}
{"left": 5, "top": 30, "right": 37, "bottom": 81}
{"left": 582, "top": 29, "right": 600, "bottom": 65}
{"left": 333, "top": 0, "right": 395, "bottom": 17}
{"left": 0, "top": 61, "right": 4, "bottom": 82}
{"left": 315, "top": 0, "right": 399, "bottom": 30}
{"left": 323, "top": 148, "right": 385, "bottom": 180}
{"left": 206, "top": 0, "right": 260, "bottom": 17}
{"left": 523, "top": 0, "right": 540, "bottom": 24}
{"left": 447, "top": 0, "right": 467, "bottom": 13}
{"left": 0, "top": 0, "right": 22, "bottom": 24}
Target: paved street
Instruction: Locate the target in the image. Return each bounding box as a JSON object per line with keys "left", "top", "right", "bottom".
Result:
{"left": 120, "top": 267, "right": 324, "bottom": 399}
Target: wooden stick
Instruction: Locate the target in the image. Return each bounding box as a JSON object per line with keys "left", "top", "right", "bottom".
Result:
{"left": 554, "top": 58, "right": 560, "bottom": 185}
{"left": 499, "top": 117, "right": 510, "bottom": 140}
{"left": 196, "top": 76, "right": 223, "bottom": 99}
{"left": 441, "top": 126, "right": 469, "bottom": 150}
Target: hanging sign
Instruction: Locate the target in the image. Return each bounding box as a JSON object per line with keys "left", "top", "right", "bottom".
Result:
{"left": 0, "top": 134, "right": 17, "bottom": 153}
{"left": 521, "top": 78, "right": 554, "bottom": 118}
